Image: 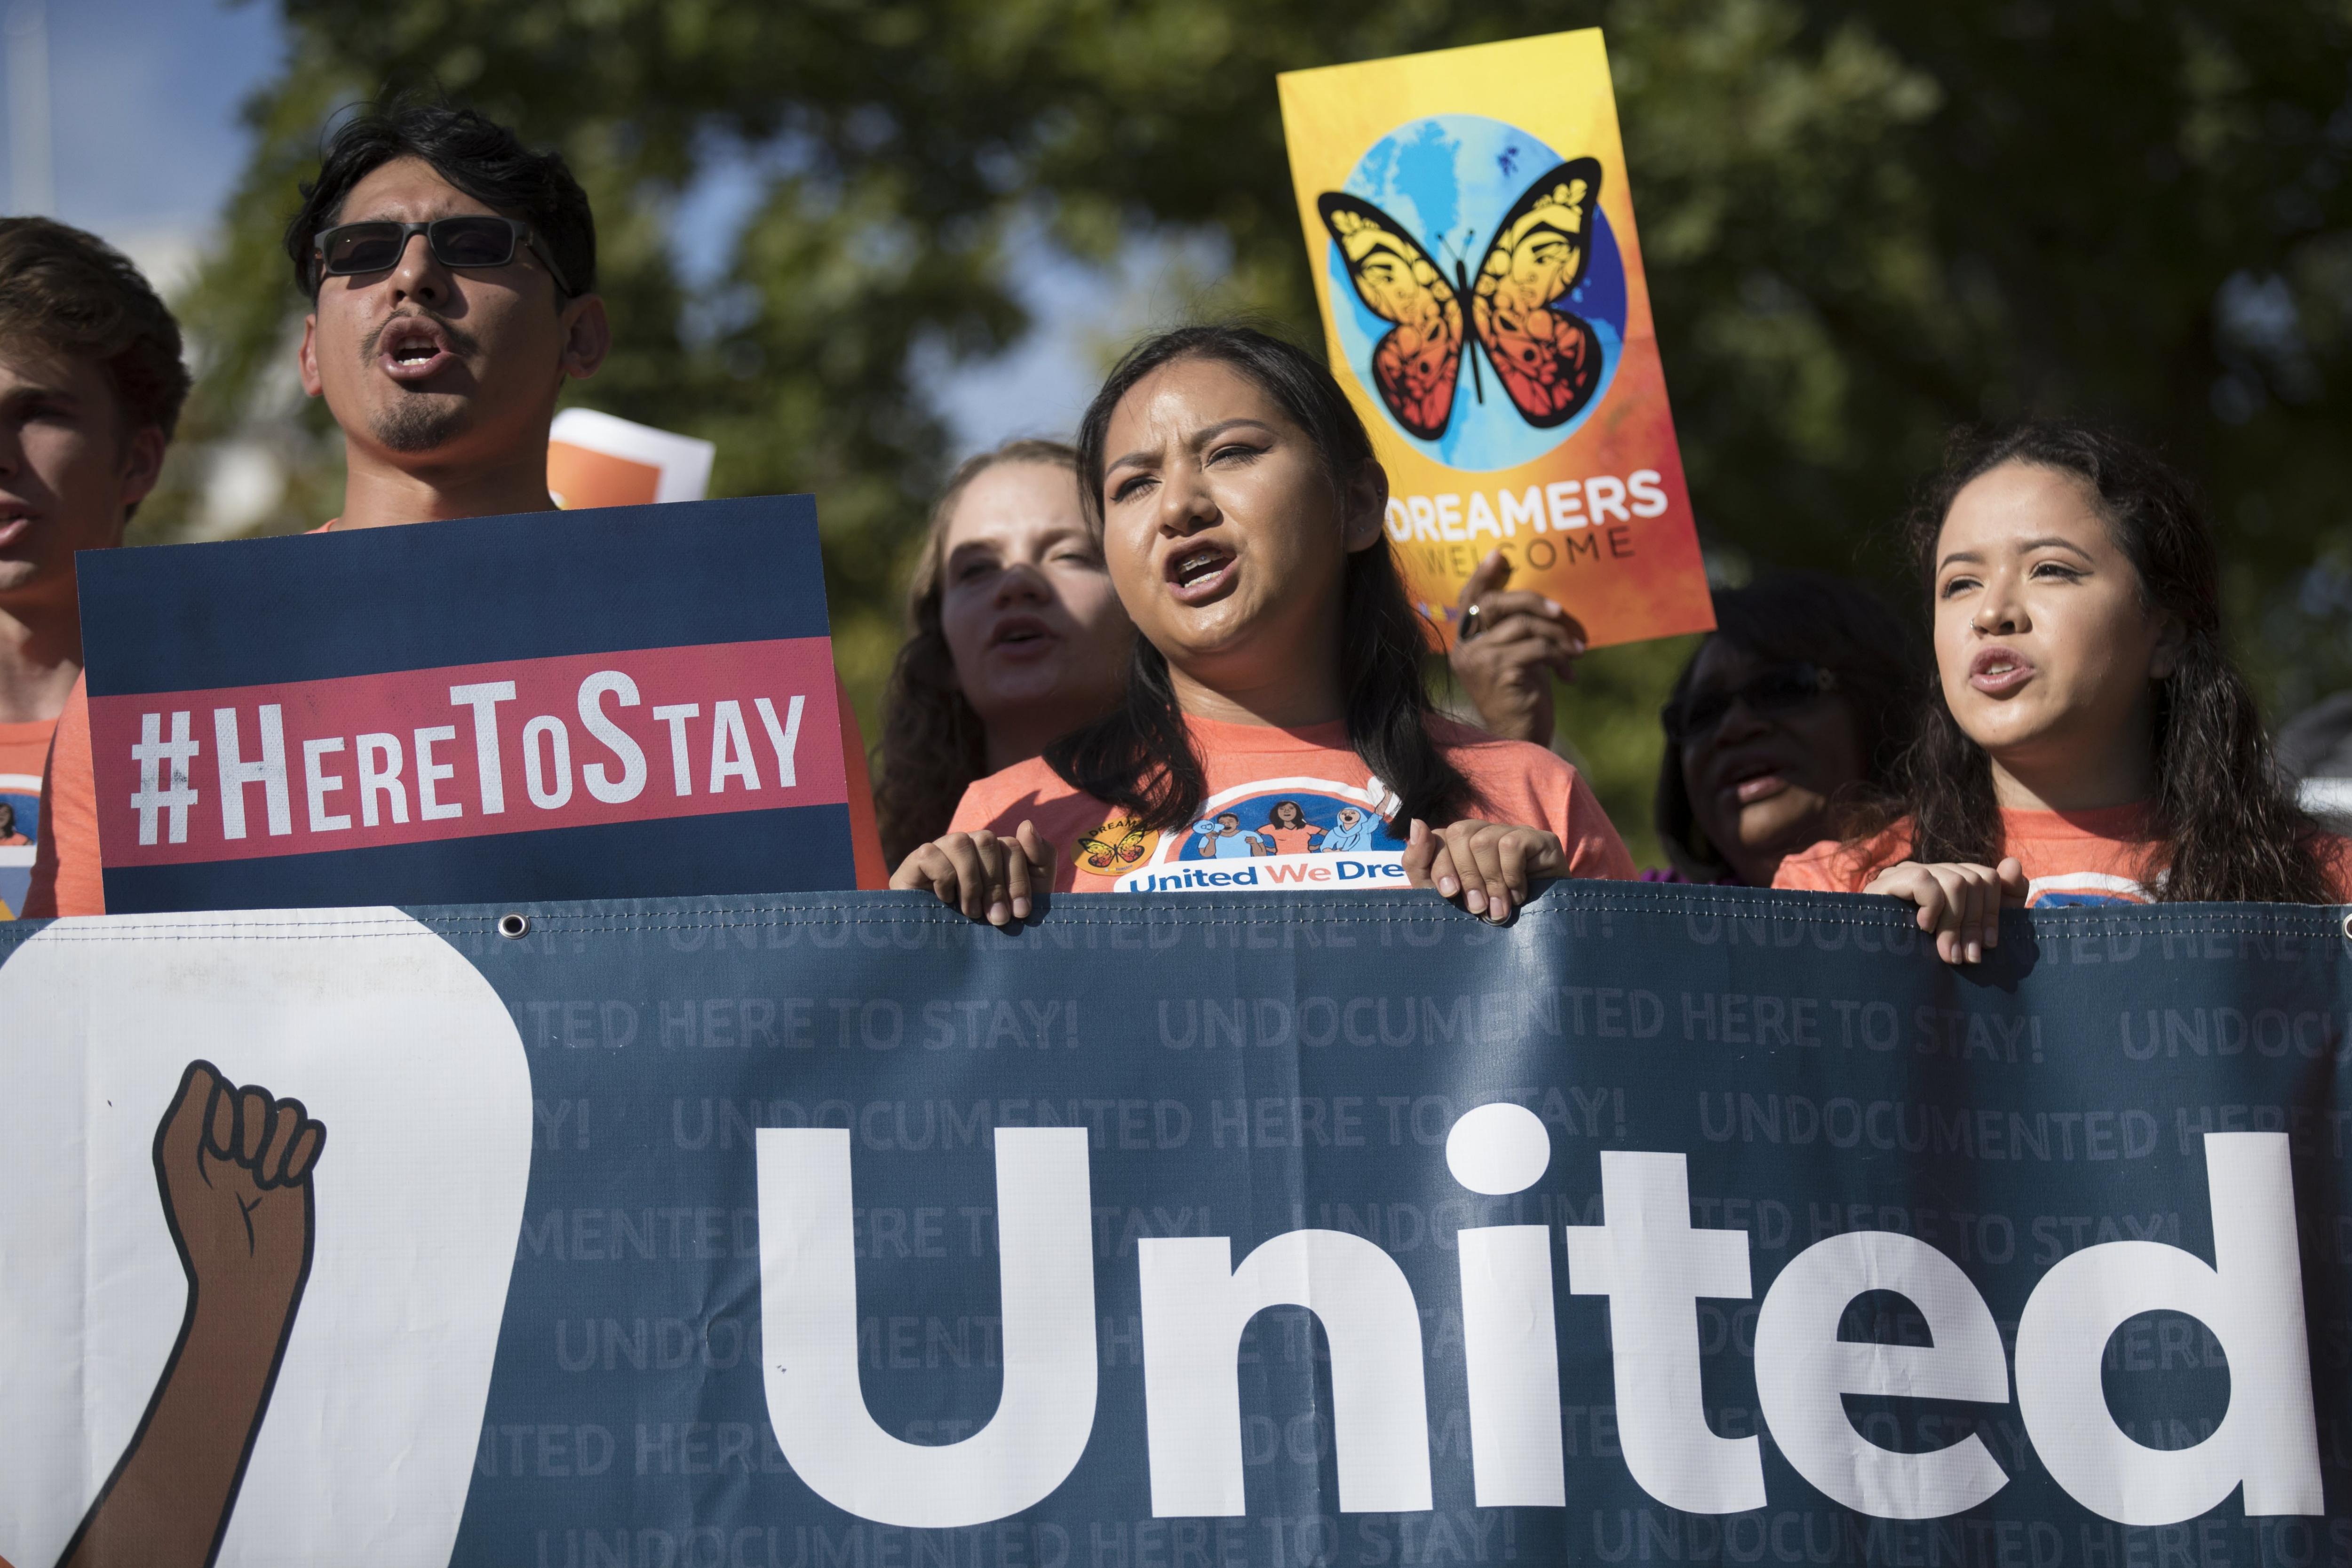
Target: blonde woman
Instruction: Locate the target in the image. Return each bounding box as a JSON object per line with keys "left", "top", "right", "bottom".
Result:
{"left": 875, "top": 440, "right": 1136, "bottom": 865}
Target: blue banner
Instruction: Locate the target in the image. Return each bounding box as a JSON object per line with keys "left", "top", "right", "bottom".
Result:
{"left": 2, "top": 883, "right": 2348, "bottom": 1567}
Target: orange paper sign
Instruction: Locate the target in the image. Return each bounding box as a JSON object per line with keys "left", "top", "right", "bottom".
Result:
{"left": 546, "top": 408, "right": 716, "bottom": 510}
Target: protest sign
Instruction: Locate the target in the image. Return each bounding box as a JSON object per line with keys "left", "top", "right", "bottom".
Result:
{"left": 3, "top": 882, "right": 2348, "bottom": 1565}
{"left": 73, "top": 496, "right": 857, "bottom": 913}
{"left": 549, "top": 409, "right": 719, "bottom": 509}
{"left": 1278, "top": 31, "right": 1714, "bottom": 648}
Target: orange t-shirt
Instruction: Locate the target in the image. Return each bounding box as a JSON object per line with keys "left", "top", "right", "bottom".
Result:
{"left": 0, "top": 716, "right": 56, "bottom": 916}
{"left": 24, "top": 521, "right": 888, "bottom": 916}
{"left": 1773, "top": 804, "right": 2352, "bottom": 906}
{"left": 948, "top": 711, "right": 1635, "bottom": 893}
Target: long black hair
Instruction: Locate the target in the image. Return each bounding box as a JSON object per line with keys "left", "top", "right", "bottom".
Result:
{"left": 1654, "top": 573, "right": 1923, "bottom": 881}
{"left": 1863, "top": 421, "right": 2331, "bottom": 904}
{"left": 1046, "top": 325, "right": 1469, "bottom": 834}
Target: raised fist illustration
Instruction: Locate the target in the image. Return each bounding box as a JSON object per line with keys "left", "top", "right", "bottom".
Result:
{"left": 153, "top": 1059, "right": 324, "bottom": 1314}
{"left": 57, "top": 1061, "right": 326, "bottom": 1568}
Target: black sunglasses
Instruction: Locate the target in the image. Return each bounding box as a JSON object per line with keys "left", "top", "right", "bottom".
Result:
{"left": 1663, "top": 662, "right": 1838, "bottom": 741}
{"left": 310, "top": 216, "right": 573, "bottom": 297}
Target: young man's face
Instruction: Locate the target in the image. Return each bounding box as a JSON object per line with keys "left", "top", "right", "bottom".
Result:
{"left": 298, "top": 156, "right": 606, "bottom": 474}
{"left": 0, "top": 339, "right": 162, "bottom": 605}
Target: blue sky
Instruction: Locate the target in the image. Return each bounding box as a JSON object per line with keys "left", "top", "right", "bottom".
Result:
{"left": 25, "top": 0, "right": 1132, "bottom": 454}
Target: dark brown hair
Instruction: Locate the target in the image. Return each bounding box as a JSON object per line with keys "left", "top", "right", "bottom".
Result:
{"left": 1654, "top": 572, "right": 1923, "bottom": 882}
{"left": 875, "top": 438, "right": 1083, "bottom": 867}
{"left": 0, "top": 217, "right": 190, "bottom": 444}
{"left": 286, "top": 100, "right": 595, "bottom": 299}
{"left": 1047, "top": 324, "right": 1469, "bottom": 835}
{"left": 1859, "top": 421, "right": 2331, "bottom": 903}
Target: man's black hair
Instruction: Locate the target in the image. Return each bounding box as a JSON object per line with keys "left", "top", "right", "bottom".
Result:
{"left": 284, "top": 102, "right": 596, "bottom": 300}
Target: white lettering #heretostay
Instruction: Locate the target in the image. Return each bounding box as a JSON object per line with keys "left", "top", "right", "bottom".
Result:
{"left": 113, "top": 657, "right": 822, "bottom": 860}
{"left": 128, "top": 710, "right": 200, "bottom": 845}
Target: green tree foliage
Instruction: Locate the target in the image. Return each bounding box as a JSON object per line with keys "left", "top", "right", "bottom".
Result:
{"left": 150, "top": 0, "right": 2352, "bottom": 862}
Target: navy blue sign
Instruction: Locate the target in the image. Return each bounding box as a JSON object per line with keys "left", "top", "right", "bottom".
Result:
{"left": 2, "top": 883, "right": 2347, "bottom": 1567}
{"left": 73, "top": 496, "right": 855, "bottom": 912}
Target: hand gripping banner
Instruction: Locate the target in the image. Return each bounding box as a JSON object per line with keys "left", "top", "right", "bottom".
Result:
{"left": 3, "top": 883, "right": 2349, "bottom": 1567}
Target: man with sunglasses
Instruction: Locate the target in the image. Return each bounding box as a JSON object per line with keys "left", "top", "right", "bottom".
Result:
{"left": 30, "top": 102, "right": 883, "bottom": 914}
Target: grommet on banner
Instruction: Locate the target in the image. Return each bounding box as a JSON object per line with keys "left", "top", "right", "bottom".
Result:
{"left": 2340, "top": 911, "right": 2352, "bottom": 942}
{"left": 498, "top": 913, "right": 530, "bottom": 939}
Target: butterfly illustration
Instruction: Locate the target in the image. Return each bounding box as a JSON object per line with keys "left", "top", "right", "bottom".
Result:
{"left": 1076, "top": 817, "right": 1156, "bottom": 873}
{"left": 1318, "top": 158, "right": 1606, "bottom": 441}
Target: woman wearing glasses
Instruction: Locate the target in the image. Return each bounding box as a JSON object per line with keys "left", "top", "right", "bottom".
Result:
{"left": 1775, "top": 422, "right": 2351, "bottom": 963}
{"left": 1652, "top": 573, "right": 1923, "bottom": 888}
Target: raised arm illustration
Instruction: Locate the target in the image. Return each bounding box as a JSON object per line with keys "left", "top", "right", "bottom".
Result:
{"left": 56, "top": 1060, "right": 325, "bottom": 1568}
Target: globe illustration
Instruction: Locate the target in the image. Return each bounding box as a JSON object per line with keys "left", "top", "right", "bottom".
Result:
{"left": 1325, "top": 114, "right": 1627, "bottom": 472}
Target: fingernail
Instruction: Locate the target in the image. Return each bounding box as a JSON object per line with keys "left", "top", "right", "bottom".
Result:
{"left": 1546, "top": 599, "right": 1565, "bottom": 616}
{"left": 1465, "top": 888, "right": 1487, "bottom": 913}
{"left": 1965, "top": 941, "right": 1980, "bottom": 964}
{"left": 1491, "top": 893, "right": 1511, "bottom": 922}
{"left": 989, "top": 901, "right": 1010, "bottom": 925}
{"left": 1438, "top": 875, "right": 1460, "bottom": 897}
{"left": 1012, "top": 897, "right": 1031, "bottom": 918}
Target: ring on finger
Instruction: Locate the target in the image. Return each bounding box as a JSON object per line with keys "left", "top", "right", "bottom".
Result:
{"left": 1460, "top": 602, "right": 1486, "bottom": 642}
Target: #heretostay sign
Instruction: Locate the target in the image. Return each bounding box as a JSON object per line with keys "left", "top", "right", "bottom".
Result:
{"left": 1, "top": 883, "right": 2349, "bottom": 1567}
{"left": 75, "top": 496, "right": 856, "bottom": 912}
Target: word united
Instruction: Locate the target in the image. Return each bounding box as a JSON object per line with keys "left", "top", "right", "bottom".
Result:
{"left": 89, "top": 639, "right": 843, "bottom": 865}
{"left": 757, "top": 1125, "right": 2319, "bottom": 1533}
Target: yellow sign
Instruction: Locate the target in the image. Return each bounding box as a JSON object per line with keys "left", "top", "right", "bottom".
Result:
{"left": 1279, "top": 30, "right": 1715, "bottom": 648}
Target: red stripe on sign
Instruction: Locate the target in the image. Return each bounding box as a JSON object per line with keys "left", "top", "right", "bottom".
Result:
{"left": 89, "top": 639, "right": 845, "bottom": 867}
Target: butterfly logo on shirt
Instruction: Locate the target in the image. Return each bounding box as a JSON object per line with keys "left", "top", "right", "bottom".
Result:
{"left": 1075, "top": 817, "right": 1157, "bottom": 873}
{"left": 1318, "top": 157, "right": 1607, "bottom": 441}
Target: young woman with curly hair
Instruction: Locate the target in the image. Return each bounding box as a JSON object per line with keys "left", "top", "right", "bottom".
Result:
{"left": 1776, "top": 421, "right": 2350, "bottom": 961}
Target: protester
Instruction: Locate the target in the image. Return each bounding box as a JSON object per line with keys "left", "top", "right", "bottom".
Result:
{"left": 1775, "top": 421, "right": 2350, "bottom": 961}
{"left": 26, "top": 101, "right": 884, "bottom": 915}
{"left": 891, "top": 324, "right": 1635, "bottom": 926}
{"left": 0, "top": 220, "right": 185, "bottom": 916}
{"left": 1652, "top": 573, "right": 1922, "bottom": 886}
{"left": 874, "top": 439, "right": 1132, "bottom": 866}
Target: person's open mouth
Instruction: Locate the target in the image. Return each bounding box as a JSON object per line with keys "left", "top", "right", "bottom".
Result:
{"left": 1716, "top": 756, "right": 1790, "bottom": 807}
{"left": 1165, "top": 542, "right": 1236, "bottom": 604}
{"left": 1969, "top": 645, "right": 2035, "bottom": 697}
{"left": 374, "top": 316, "right": 459, "bottom": 382}
{"left": 1728, "top": 763, "right": 1788, "bottom": 805}
{"left": 988, "top": 613, "right": 1059, "bottom": 660}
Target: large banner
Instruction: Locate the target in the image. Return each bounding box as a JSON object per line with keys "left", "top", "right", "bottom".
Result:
{"left": 4, "top": 883, "right": 2349, "bottom": 1567}
{"left": 1278, "top": 30, "right": 1714, "bottom": 648}
{"left": 74, "top": 497, "right": 855, "bottom": 912}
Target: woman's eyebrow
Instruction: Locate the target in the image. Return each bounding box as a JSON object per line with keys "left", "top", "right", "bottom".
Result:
{"left": 1192, "top": 418, "right": 1279, "bottom": 446}
{"left": 2017, "top": 534, "right": 2096, "bottom": 558}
